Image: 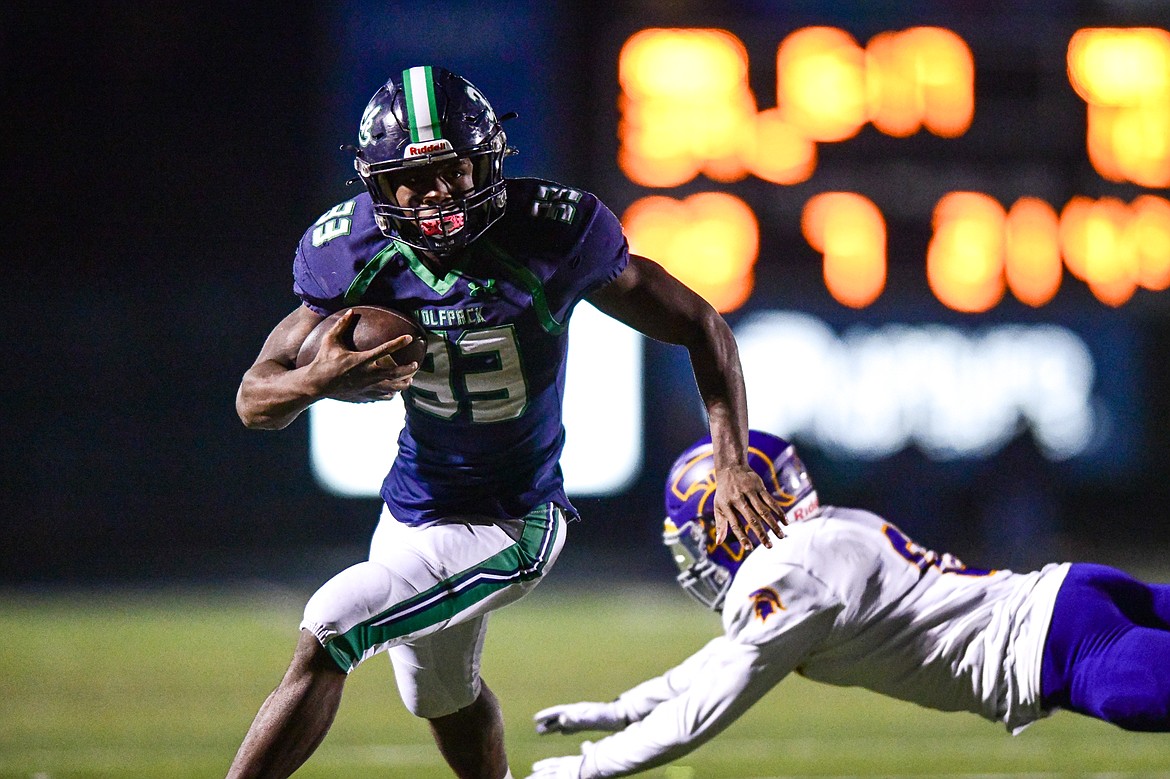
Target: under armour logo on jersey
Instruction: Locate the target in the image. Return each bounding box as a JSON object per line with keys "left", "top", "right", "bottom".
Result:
{"left": 749, "top": 587, "right": 786, "bottom": 622}
{"left": 467, "top": 279, "right": 499, "bottom": 298}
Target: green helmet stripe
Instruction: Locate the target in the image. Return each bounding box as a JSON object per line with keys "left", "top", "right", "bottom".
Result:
{"left": 402, "top": 66, "right": 442, "bottom": 144}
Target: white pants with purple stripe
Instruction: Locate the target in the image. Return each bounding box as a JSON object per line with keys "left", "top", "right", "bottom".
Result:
{"left": 301, "top": 502, "right": 567, "bottom": 717}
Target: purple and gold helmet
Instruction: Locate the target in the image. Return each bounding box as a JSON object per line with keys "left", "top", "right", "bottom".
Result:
{"left": 352, "top": 65, "right": 513, "bottom": 255}
{"left": 663, "top": 430, "right": 819, "bottom": 610}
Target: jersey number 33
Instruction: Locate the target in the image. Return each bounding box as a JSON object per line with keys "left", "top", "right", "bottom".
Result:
{"left": 409, "top": 325, "right": 529, "bottom": 423}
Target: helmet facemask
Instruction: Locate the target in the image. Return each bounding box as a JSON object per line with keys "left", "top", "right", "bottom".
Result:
{"left": 663, "top": 516, "right": 743, "bottom": 611}
{"left": 352, "top": 66, "right": 514, "bottom": 257}
{"left": 357, "top": 132, "right": 508, "bottom": 255}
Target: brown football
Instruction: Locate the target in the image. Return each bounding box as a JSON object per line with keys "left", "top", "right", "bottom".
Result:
{"left": 295, "top": 306, "right": 427, "bottom": 369}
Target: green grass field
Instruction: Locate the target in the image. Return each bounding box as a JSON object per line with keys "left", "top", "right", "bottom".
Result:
{"left": 2, "top": 583, "right": 1168, "bottom": 778}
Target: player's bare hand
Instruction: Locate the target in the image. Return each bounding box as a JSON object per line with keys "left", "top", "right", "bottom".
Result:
{"left": 327, "top": 366, "right": 417, "bottom": 403}
{"left": 325, "top": 344, "right": 417, "bottom": 403}
{"left": 305, "top": 311, "right": 419, "bottom": 401}
{"left": 713, "top": 464, "right": 787, "bottom": 549}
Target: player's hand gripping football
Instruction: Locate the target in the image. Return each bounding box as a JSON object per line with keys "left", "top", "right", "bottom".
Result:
{"left": 713, "top": 463, "right": 787, "bottom": 549}
{"left": 534, "top": 701, "right": 628, "bottom": 734}
{"left": 305, "top": 309, "right": 419, "bottom": 403}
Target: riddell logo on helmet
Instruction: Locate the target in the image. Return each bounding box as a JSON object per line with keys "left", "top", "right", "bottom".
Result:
{"left": 405, "top": 139, "right": 454, "bottom": 157}
{"left": 788, "top": 496, "right": 820, "bottom": 522}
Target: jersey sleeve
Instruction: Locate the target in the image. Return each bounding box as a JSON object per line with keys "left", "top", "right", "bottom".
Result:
{"left": 580, "top": 568, "right": 840, "bottom": 779}
{"left": 722, "top": 564, "right": 841, "bottom": 649}
{"left": 291, "top": 196, "right": 379, "bottom": 316}
{"left": 292, "top": 242, "right": 344, "bottom": 316}
{"left": 544, "top": 195, "right": 630, "bottom": 322}
{"left": 612, "top": 637, "right": 728, "bottom": 722}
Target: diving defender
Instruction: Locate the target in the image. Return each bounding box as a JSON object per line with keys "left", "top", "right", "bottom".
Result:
{"left": 531, "top": 431, "right": 1170, "bottom": 778}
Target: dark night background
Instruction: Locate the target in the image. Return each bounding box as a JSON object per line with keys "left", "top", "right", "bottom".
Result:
{"left": 5, "top": 1, "right": 1170, "bottom": 588}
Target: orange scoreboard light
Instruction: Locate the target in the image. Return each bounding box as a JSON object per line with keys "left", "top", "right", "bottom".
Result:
{"left": 616, "top": 26, "right": 1170, "bottom": 314}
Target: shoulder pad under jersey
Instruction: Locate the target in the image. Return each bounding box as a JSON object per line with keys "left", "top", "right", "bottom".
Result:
{"left": 293, "top": 192, "right": 395, "bottom": 313}
{"left": 492, "top": 177, "right": 606, "bottom": 256}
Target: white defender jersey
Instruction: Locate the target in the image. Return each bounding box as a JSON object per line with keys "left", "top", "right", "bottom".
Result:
{"left": 582, "top": 507, "right": 1070, "bottom": 778}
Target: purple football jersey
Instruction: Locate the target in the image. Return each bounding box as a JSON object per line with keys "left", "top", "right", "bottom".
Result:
{"left": 293, "top": 178, "right": 629, "bottom": 524}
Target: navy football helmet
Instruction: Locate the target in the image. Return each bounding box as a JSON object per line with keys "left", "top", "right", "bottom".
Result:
{"left": 352, "top": 66, "right": 513, "bottom": 255}
{"left": 663, "top": 431, "right": 819, "bottom": 611}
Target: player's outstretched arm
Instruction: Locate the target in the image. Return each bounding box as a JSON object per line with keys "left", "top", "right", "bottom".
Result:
{"left": 534, "top": 635, "right": 726, "bottom": 736}
{"left": 527, "top": 641, "right": 782, "bottom": 779}
{"left": 236, "top": 306, "right": 416, "bottom": 430}
{"left": 528, "top": 611, "right": 833, "bottom": 779}
{"left": 588, "top": 256, "right": 785, "bottom": 547}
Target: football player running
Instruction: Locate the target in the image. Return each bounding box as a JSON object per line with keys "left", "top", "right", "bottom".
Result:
{"left": 529, "top": 431, "right": 1170, "bottom": 778}
{"left": 226, "top": 67, "right": 783, "bottom": 779}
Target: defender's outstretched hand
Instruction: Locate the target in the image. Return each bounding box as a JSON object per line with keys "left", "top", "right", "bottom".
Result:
{"left": 527, "top": 754, "right": 585, "bottom": 779}
{"left": 713, "top": 463, "right": 787, "bottom": 548}
{"left": 534, "top": 701, "right": 627, "bottom": 734}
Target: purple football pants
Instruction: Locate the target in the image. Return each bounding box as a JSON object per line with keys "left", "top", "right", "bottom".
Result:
{"left": 1041, "top": 563, "right": 1170, "bottom": 731}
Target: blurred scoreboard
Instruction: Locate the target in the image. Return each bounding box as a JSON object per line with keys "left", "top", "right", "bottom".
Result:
{"left": 586, "top": 7, "right": 1166, "bottom": 487}
{"left": 610, "top": 24, "right": 1169, "bottom": 313}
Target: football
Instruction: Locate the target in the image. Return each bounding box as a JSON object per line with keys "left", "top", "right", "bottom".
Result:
{"left": 295, "top": 305, "right": 427, "bottom": 369}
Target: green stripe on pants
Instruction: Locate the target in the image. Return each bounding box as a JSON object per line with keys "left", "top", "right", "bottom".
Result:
{"left": 325, "top": 506, "right": 559, "bottom": 671}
